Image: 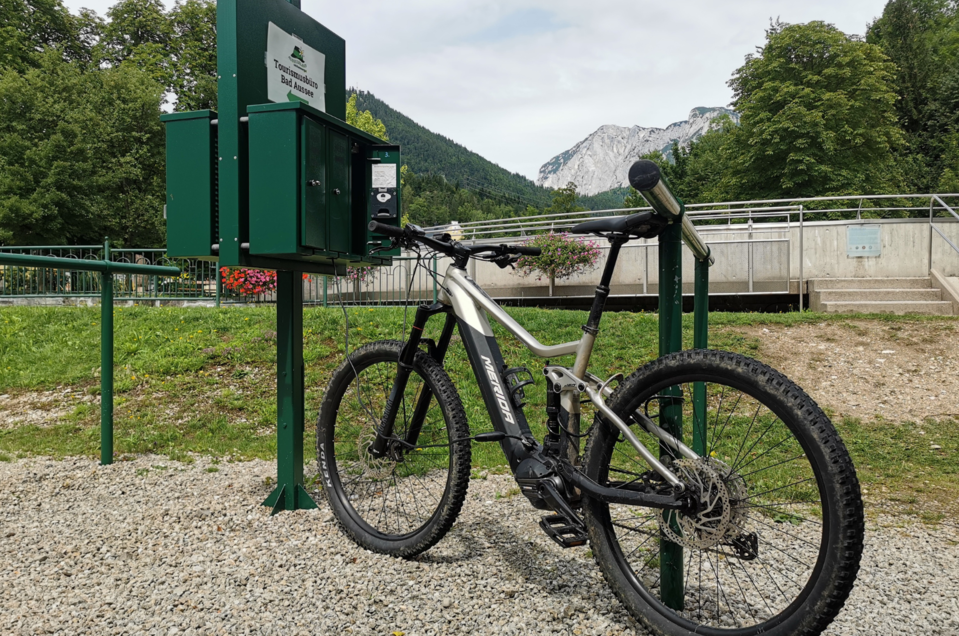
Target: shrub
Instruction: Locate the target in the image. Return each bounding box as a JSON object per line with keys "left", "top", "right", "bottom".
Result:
{"left": 515, "top": 232, "right": 602, "bottom": 296}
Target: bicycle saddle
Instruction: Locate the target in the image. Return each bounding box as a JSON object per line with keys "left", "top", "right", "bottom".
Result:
{"left": 569, "top": 211, "right": 669, "bottom": 239}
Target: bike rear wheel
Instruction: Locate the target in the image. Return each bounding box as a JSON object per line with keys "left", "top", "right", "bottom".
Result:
{"left": 317, "top": 340, "right": 471, "bottom": 558}
{"left": 582, "top": 349, "right": 863, "bottom": 636}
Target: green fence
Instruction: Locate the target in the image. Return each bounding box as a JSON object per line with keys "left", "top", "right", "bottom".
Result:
{"left": 0, "top": 247, "right": 434, "bottom": 306}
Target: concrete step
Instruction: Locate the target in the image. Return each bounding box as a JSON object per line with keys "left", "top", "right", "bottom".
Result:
{"left": 819, "top": 300, "right": 955, "bottom": 315}
{"left": 808, "top": 277, "right": 932, "bottom": 291}
{"left": 816, "top": 288, "right": 944, "bottom": 303}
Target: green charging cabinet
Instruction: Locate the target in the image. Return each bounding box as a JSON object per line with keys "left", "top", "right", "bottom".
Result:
{"left": 161, "top": 110, "right": 218, "bottom": 260}
{"left": 246, "top": 101, "right": 400, "bottom": 266}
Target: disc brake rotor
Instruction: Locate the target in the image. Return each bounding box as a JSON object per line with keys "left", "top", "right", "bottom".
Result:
{"left": 356, "top": 422, "right": 396, "bottom": 481}
{"left": 659, "top": 458, "right": 747, "bottom": 550}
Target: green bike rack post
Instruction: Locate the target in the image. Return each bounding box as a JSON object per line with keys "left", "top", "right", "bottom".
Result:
{"left": 658, "top": 221, "right": 685, "bottom": 610}
{"left": 101, "top": 239, "right": 114, "bottom": 465}
{"left": 0, "top": 241, "right": 180, "bottom": 465}
{"left": 692, "top": 252, "right": 710, "bottom": 456}
{"left": 262, "top": 270, "right": 318, "bottom": 513}
{"left": 631, "top": 158, "right": 715, "bottom": 612}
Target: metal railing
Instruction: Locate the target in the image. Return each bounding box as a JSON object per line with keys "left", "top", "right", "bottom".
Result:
{"left": 1, "top": 193, "right": 956, "bottom": 308}
{"left": 421, "top": 192, "right": 959, "bottom": 310}
{"left": 0, "top": 241, "right": 180, "bottom": 465}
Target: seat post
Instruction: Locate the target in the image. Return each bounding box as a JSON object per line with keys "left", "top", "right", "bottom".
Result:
{"left": 583, "top": 236, "right": 626, "bottom": 336}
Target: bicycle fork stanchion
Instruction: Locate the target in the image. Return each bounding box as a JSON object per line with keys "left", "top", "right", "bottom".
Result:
{"left": 100, "top": 239, "right": 114, "bottom": 466}
{"left": 659, "top": 222, "right": 685, "bottom": 610}
{"left": 263, "top": 271, "right": 318, "bottom": 514}
{"left": 692, "top": 254, "right": 709, "bottom": 456}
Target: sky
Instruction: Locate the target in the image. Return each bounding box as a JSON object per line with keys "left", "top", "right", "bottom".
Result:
{"left": 62, "top": 0, "right": 891, "bottom": 181}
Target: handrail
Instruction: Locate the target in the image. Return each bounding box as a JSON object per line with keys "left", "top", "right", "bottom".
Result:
{"left": 0, "top": 251, "right": 180, "bottom": 277}
{"left": 627, "top": 159, "right": 713, "bottom": 265}
{"left": 0, "top": 241, "right": 181, "bottom": 467}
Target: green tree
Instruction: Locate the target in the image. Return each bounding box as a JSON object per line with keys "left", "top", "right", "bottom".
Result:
{"left": 0, "top": 0, "right": 86, "bottom": 71}
{"left": 726, "top": 21, "right": 902, "bottom": 199}
{"left": 169, "top": 0, "right": 217, "bottom": 111}
{"left": 98, "top": 0, "right": 173, "bottom": 90}
{"left": 545, "top": 182, "right": 587, "bottom": 214}
{"left": 346, "top": 93, "right": 388, "bottom": 141}
{"left": 0, "top": 49, "right": 166, "bottom": 246}
{"left": 868, "top": 0, "right": 959, "bottom": 192}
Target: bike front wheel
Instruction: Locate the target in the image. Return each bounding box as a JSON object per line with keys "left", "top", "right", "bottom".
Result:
{"left": 582, "top": 349, "right": 863, "bottom": 636}
{"left": 317, "top": 340, "right": 471, "bottom": 558}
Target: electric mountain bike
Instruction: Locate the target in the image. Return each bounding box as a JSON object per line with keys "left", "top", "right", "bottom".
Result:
{"left": 317, "top": 215, "right": 864, "bottom": 636}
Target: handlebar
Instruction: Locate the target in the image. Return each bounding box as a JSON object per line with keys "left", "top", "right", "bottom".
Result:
{"left": 368, "top": 221, "right": 541, "bottom": 261}
{"left": 627, "top": 160, "right": 714, "bottom": 265}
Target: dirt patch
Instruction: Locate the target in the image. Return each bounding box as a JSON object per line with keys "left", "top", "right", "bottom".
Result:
{"left": 0, "top": 389, "right": 94, "bottom": 429}
{"left": 729, "top": 321, "right": 959, "bottom": 423}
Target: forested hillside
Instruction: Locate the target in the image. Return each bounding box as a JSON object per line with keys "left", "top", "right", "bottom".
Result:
{"left": 353, "top": 90, "right": 552, "bottom": 210}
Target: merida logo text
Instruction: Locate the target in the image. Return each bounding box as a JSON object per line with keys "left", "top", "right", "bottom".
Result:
{"left": 481, "top": 355, "right": 514, "bottom": 424}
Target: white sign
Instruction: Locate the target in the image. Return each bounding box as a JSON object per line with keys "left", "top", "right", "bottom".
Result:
{"left": 266, "top": 22, "right": 325, "bottom": 111}
{"left": 371, "top": 164, "right": 397, "bottom": 189}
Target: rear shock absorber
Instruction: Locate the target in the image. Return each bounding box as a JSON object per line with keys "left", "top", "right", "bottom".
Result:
{"left": 544, "top": 377, "right": 562, "bottom": 456}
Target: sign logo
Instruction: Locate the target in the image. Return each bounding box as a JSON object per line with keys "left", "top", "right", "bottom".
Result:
{"left": 290, "top": 46, "right": 307, "bottom": 70}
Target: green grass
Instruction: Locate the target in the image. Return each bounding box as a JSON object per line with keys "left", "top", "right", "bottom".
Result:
{"left": 1, "top": 305, "right": 957, "bottom": 514}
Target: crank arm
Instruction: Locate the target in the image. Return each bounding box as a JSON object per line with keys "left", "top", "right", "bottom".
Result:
{"left": 584, "top": 386, "right": 684, "bottom": 490}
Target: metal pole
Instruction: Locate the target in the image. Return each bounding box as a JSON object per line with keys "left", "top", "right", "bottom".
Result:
{"left": 433, "top": 256, "right": 438, "bottom": 303}
{"left": 262, "top": 270, "right": 317, "bottom": 514}
{"left": 215, "top": 261, "right": 222, "bottom": 308}
{"left": 799, "top": 206, "right": 804, "bottom": 312}
{"left": 658, "top": 222, "right": 684, "bottom": 610}
{"left": 322, "top": 276, "right": 328, "bottom": 307}
{"left": 100, "top": 239, "right": 113, "bottom": 466}
{"left": 929, "top": 197, "right": 935, "bottom": 274}
{"left": 692, "top": 255, "right": 709, "bottom": 457}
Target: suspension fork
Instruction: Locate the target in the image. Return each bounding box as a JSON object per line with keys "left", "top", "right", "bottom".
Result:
{"left": 404, "top": 311, "right": 456, "bottom": 446}
{"left": 368, "top": 305, "right": 452, "bottom": 458}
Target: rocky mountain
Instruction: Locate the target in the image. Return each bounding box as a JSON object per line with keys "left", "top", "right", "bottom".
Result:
{"left": 537, "top": 107, "right": 739, "bottom": 195}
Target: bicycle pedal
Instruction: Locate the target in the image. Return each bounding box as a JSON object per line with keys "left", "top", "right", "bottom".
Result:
{"left": 539, "top": 514, "right": 588, "bottom": 548}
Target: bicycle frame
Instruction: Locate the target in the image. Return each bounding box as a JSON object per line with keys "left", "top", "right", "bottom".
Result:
{"left": 369, "top": 237, "right": 695, "bottom": 496}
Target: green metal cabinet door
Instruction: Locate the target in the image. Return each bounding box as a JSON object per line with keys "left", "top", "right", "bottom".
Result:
{"left": 301, "top": 117, "right": 327, "bottom": 250}
{"left": 327, "top": 130, "right": 351, "bottom": 255}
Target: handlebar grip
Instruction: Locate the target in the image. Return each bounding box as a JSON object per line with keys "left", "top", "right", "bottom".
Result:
{"left": 512, "top": 245, "right": 541, "bottom": 256}
{"left": 368, "top": 221, "right": 405, "bottom": 238}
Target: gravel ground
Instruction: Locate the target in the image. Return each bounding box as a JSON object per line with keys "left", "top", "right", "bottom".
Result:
{"left": 734, "top": 321, "right": 959, "bottom": 423}
{"left": 2, "top": 456, "right": 958, "bottom": 636}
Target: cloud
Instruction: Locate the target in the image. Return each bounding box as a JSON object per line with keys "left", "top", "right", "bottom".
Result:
{"left": 62, "top": 0, "right": 890, "bottom": 181}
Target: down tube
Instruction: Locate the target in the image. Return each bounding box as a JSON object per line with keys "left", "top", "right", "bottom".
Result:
{"left": 456, "top": 319, "right": 534, "bottom": 473}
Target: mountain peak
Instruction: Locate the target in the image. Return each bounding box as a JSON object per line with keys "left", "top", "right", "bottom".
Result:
{"left": 536, "top": 107, "right": 738, "bottom": 195}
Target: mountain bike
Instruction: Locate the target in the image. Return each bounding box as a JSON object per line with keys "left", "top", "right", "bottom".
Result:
{"left": 317, "top": 214, "right": 864, "bottom": 636}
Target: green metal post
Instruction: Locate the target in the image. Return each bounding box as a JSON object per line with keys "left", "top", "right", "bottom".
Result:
{"left": 215, "top": 261, "right": 221, "bottom": 308}
{"left": 322, "top": 276, "right": 328, "bottom": 307}
{"left": 100, "top": 239, "right": 114, "bottom": 466}
{"left": 658, "top": 222, "right": 684, "bottom": 610}
{"left": 692, "top": 254, "right": 709, "bottom": 457}
{"left": 263, "top": 270, "right": 317, "bottom": 514}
